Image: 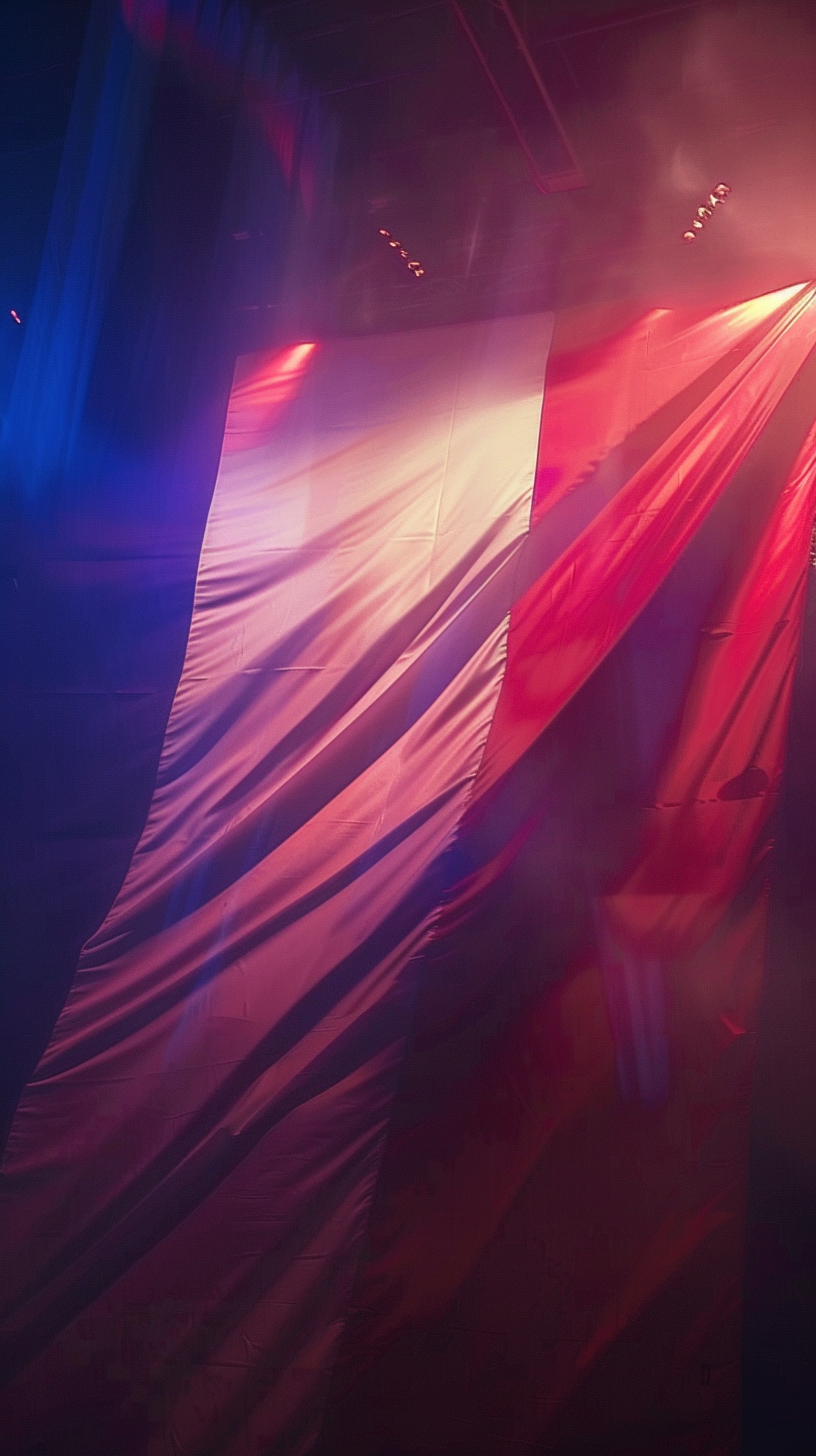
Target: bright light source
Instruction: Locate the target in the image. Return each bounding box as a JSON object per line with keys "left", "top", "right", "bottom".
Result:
{"left": 378, "top": 226, "right": 426, "bottom": 279}
{"left": 683, "top": 184, "right": 731, "bottom": 241}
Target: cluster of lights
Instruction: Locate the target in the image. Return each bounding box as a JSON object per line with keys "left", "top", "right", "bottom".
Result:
{"left": 683, "top": 183, "right": 731, "bottom": 242}
{"left": 378, "top": 229, "right": 425, "bottom": 278}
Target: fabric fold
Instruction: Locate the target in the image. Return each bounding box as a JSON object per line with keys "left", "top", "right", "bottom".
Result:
{"left": 318, "top": 286, "right": 816, "bottom": 1456}
{"left": 0, "top": 313, "right": 552, "bottom": 1456}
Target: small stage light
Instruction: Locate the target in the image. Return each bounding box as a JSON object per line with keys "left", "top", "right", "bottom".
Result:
{"left": 378, "top": 228, "right": 426, "bottom": 280}
{"left": 10, "top": 309, "right": 21, "bottom": 324}
{"left": 682, "top": 184, "right": 731, "bottom": 241}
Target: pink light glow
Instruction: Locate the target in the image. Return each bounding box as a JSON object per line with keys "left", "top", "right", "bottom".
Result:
{"left": 222, "top": 342, "right": 317, "bottom": 452}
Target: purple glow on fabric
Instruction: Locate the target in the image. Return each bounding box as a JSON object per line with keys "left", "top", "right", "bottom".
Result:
{"left": 0, "top": 313, "right": 552, "bottom": 1455}
{"left": 4, "top": 281, "right": 816, "bottom": 1456}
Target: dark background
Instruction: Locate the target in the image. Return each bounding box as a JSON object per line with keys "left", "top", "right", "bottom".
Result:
{"left": 1, "top": 3, "right": 814, "bottom": 1451}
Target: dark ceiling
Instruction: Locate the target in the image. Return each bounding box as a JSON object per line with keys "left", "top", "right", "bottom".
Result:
{"left": 4, "top": 0, "right": 816, "bottom": 358}
{"left": 254, "top": 0, "right": 816, "bottom": 329}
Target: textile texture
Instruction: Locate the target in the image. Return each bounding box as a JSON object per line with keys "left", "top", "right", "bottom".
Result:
{"left": 0, "top": 312, "right": 552, "bottom": 1456}
{"left": 3, "top": 284, "right": 816, "bottom": 1456}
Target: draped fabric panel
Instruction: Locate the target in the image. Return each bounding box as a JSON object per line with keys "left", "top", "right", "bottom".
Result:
{"left": 320, "top": 284, "right": 816, "bottom": 1456}
{"left": 3, "top": 284, "right": 816, "bottom": 1456}
{"left": 478, "top": 282, "right": 816, "bottom": 792}
{"left": 0, "top": 313, "right": 552, "bottom": 1456}
{"left": 0, "top": 0, "right": 331, "bottom": 1153}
